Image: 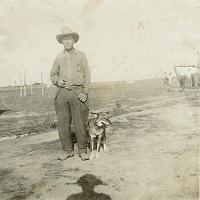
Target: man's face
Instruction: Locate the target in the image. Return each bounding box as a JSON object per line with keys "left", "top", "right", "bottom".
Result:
{"left": 62, "top": 35, "right": 75, "bottom": 50}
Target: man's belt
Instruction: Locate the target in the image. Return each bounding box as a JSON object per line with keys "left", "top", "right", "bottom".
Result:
{"left": 63, "top": 84, "right": 84, "bottom": 90}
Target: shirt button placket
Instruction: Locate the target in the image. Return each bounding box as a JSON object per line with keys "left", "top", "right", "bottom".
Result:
{"left": 65, "top": 53, "right": 70, "bottom": 86}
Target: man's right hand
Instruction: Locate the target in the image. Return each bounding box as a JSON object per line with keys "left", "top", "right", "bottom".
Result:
{"left": 57, "top": 78, "right": 66, "bottom": 87}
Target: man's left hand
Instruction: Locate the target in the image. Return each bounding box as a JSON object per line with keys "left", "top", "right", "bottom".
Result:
{"left": 78, "top": 93, "right": 88, "bottom": 103}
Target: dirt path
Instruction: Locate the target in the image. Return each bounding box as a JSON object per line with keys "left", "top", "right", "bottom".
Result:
{"left": 0, "top": 93, "right": 199, "bottom": 200}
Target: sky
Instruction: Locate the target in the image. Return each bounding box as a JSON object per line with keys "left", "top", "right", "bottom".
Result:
{"left": 0, "top": 0, "right": 200, "bottom": 86}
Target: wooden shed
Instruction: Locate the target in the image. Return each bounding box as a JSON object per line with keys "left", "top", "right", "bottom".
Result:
{"left": 174, "top": 65, "right": 200, "bottom": 88}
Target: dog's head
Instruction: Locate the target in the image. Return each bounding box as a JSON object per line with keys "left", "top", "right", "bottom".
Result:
{"left": 94, "top": 112, "right": 111, "bottom": 128}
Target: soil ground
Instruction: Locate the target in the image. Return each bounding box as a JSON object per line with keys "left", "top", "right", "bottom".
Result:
{"left": 0, "top": 82, "right": 199, "bottom": 200}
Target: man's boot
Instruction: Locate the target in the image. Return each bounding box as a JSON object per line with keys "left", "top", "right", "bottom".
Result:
{"left": 79, "top": 152, "right": 90, "bottom": 161}
{"left": 57, "top": 151, "right": 74, "bottom": 161}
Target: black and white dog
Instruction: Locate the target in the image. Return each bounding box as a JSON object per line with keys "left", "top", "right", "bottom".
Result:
{"left": 87, "top": 112, "right": 111, "bottom": 160}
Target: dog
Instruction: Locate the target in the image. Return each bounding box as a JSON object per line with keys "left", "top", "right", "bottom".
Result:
{"left": 86, "top": 112, "right": 111, "bottom": 160}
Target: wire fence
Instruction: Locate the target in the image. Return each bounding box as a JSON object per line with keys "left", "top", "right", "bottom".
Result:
{"left": 0, "top": 84, "right": 52, "bottom": 112}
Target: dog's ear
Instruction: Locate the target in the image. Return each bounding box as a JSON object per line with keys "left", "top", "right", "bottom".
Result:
{"left": 107, "top": 118, "right": 112, "bottom": 124}
{"left": 88, "top": 112, "right": 93, "bottom": 118}
{"left": 89, "top": 112, "right": 97, "bottom": 117}
{"left": 103, "top": 111, "right": 111, "bottom": 118}
{"left": 105, "top": 111, "right": 110, "bottom": 116}
{"left": 91, "top": 112, "right": 99, "bottom": 118}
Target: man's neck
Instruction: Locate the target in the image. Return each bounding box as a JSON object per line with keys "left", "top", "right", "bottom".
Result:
{"left": 64, "top": 47, "right": 74, "bottom": 52}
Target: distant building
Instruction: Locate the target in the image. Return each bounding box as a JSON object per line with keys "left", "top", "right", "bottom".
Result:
{"left": 174, "top": 65, "right": 200, "bottom": 88}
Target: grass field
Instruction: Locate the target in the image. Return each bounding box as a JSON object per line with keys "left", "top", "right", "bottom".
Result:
{"left": 0, "top": 78, "right": 170, "bottom": 138}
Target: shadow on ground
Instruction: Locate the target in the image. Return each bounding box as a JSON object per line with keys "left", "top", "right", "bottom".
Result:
{"left": 66, "top": 174, "right": 112, "bottom": 200}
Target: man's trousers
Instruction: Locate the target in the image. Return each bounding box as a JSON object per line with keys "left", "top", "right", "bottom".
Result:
{"left": 54, "top": 88, "right": 89, "bottom": 154}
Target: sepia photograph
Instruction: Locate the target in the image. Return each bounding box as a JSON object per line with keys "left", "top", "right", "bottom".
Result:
{"left": 0, "top": 0, "right": 199, "bottom": 199}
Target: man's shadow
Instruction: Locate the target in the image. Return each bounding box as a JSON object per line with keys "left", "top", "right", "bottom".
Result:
{"left": 66, "top": 174, "right": 112, "bottom": 200}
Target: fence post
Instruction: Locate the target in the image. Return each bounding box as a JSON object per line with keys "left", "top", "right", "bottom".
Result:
{"left": 41, "top": 72, "right": 44, "bottom": 96}
{"left": 23, "top": 70, "right": 27, "bottom": 97}
{"left": 19, "top": 72, "right": 23, "bottom": 97}
{"left": 30, "top": 78, "right": 32, "bottom": 96}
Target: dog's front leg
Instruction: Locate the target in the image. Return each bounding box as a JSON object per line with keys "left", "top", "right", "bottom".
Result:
{"left": 102, "top": 129, "right": 109, "bottom": 152}
{"left": 96, "top": 135, "right": 102, "bottom": 159}
{"left": 90, "top": 139, "right": 95, "bottom": 160}
{"left": 103, "top": 141, "right": 109, "bottom": 152}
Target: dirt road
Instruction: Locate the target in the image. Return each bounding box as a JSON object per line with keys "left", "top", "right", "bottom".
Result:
{"left": 0, "top": 91, "right": 199, "bottom": 200}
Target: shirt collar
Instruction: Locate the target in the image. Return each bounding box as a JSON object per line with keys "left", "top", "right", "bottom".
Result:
{"left": 63, "top": 48, "right": 76, "bottom": 54}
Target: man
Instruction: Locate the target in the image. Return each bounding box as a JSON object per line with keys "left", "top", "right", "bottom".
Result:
{"left": 50, "top": 26, "right": 91, "bottom": 161}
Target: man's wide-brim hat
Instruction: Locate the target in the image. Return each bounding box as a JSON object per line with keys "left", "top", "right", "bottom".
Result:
{"left": 56, "top": 26, "right": 79, "bottom": 44}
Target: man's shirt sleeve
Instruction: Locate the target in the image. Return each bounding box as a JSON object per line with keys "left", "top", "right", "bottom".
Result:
{"left": 50, "top": 57, "right": 60, "bottom": 86}
{"left": 81, "top": 53, "right": 91, "bottom": 94}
